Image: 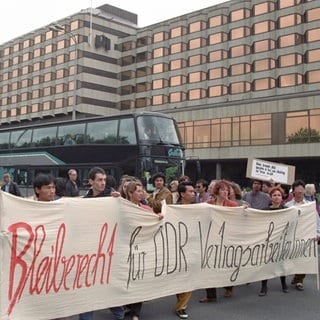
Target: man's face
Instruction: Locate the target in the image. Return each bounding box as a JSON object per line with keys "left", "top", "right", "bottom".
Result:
{"left": 181, "top": 185, "right": 196, "bottom": 204}
{"left": 3, "top": 175, "right": 10, "bottom": 184}
{"left": 252, "top": 181, "right": 262, "bottom": 192}
{"left": 36, "top": 183, "right": 56, "bottom": 202}
{"left": 69, "top": 171, "right": 77, "bottom": 182}
{"left": 293, "top": 185, "right": 305, "bottom": 201}
{"left": 196, "top": 183, "right": 205, "bottom": 194}
{"left": 154, "top": 177, "right": 164, "bottom": 189}
{"left": 90, "top": 173, "right": 106, "bottom": 195}
{"left": 262, "top": 184, "right": 269, "bottom": 193}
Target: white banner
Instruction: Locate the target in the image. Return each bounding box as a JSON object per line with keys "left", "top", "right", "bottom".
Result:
{"left": 0, "top": 192, "right": 318, "bottom": 319}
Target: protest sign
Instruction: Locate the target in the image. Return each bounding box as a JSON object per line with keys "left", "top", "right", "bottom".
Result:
{"left": 246, "top": 158, "right": 295, "bottom": 184}
{"left": 0, "top": 192, "right": 317, "bottom": 319}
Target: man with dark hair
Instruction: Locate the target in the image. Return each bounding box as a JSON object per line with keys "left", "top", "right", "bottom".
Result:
{"left": 64, "top": 168, "right": 79, "bottom": 197}
{"left": 242, "top": 179, "right": 271, "bottom": 209}
{"left": 85, "top": 167, "right": 119, "bottom": 198}
{"left": 1, "top": 172, "right": 21, "bottom": 196}
{"left": 33, "top": 173, "right": 56, "bottom": 201}
{"left": 80, "top": 166, "right": 123, "bottom": 320}
{"left": 195, "top": 179, "right": 209, "bottom": 203}
{"left": 147, "top": 172, "right": 172, "bottom": 213}
{"left": 262, "top": 181, "right": 272, "bottom": 194}
{"left": 174, "top": 181, "right": 195, "bottom": 319}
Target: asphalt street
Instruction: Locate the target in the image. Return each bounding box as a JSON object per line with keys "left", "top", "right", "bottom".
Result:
{"left": 91, "top": 274, "right": 320, "bottom": 320}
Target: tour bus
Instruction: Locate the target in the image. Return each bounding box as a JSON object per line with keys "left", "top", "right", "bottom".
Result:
{"left": 0, "top": 112, "right": 185, "bottom": 196}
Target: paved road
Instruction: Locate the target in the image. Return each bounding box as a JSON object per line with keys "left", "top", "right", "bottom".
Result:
{"left": 65, "top": 249, "right": 320, "bottom": 320}
{"left": 75, "top": 274, "right": 320, "bottom": 320}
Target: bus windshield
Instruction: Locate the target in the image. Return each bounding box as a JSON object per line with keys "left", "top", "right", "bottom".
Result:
{"left": 137, "top": 115, "right": 180, "bottom": 144}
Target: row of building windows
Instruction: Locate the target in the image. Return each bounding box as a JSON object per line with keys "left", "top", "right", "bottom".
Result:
{"left": 0, "top": 20, "right": 80, "bottom": 57}
{"left": 120, "top": 27, "right": 320, "bottom": 68}
{"left": 177, "top": 108, "right": 320, "bottom": 149}
{"left": 0, "top": 66, "right": 76, "bottom": 90}
{"left": 120, "top": 69, "right": 320, "bottom": 109}
{"left": 1, "top": 50, "right": 76, "bottom": 70}
{"left": 0, "top": 82, "right": 75, "bottom": 105}
{"left": 0, "top": 97, "right": 75, "bottom": 119}
{"left": 120, "top": 49, "right": 320, "bottom": 94}
{"left": 120, "top": 2, "right": 318, "bottom": 51}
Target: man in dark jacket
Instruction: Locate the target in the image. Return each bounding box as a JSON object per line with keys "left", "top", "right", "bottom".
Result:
{"left": 80, "top": 166, "right": 124, "bottom": 320}
{"left": 65, "top": 169, "right": 79, "bottom": 197}
{"left": 1, "top": 172, "right": 21, "bottom": 196}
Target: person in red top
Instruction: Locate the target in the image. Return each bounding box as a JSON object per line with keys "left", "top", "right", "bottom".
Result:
{"left": 199, "top": 180, "right": 237, "bottom": 303}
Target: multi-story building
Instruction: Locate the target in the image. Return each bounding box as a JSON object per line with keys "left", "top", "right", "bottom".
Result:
{"left": 1, "top": 0, "right": 320, "bottom": 185}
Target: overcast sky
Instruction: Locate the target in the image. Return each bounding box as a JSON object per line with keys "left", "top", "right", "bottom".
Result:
{"left": 1, "top": 0, "right": 227, "bottom": 44}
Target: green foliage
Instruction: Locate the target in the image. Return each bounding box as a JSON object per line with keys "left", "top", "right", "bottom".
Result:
{"left": 166, "top": 166, "right": 178, "bottom": 182}
{"left": 287, "top": 127, "right": 320, "bottom": 143}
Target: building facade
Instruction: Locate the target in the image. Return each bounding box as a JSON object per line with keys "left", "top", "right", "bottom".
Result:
{"left": 1, "top": 0, "right": 320, "bottom": 185}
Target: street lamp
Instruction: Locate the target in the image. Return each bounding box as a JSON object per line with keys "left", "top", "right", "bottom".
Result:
{"left": 49, "top": 24, "right": 78, "bottom": 120}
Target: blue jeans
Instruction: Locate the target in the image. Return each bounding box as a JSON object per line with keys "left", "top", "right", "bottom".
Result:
{"left": 110, "top": 306, "right": 125, "bottom": 319}
{"left": 79, "top": 312, "right": 93, "bottom": 320}
{"left": 79, "top": 307, "right": 124, "bottom": 320}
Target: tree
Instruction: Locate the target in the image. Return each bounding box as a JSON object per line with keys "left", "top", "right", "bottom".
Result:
{"left": 287, "top": 127, "right": 320, "bottom": 143}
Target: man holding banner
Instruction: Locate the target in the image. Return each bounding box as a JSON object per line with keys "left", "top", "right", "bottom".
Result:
{"left": 79, "top": 167, "right": 125, "bottom": 320}
{"left": 174, "top": 181, "right": 196, "bottom": 319}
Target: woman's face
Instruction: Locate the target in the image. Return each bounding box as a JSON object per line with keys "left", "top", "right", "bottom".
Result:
{"left": 271, "top": 190, "right": 283, "bottom": 207}
{"left": 122, "top": 181, "right": 130, "bottom": 193}
{"left": 131, "top": 185, "right": 144, "bottom": 203}
{"left": 229, "top": 187, "right": 235, "bottom": 200}
{"left": 218, "top": 186, "right": 229, "bottom": 200}
{"left": 170, "top": 183, "right": 177, "bottom": 192}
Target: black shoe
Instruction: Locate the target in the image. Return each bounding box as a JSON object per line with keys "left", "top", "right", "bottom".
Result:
{"left": 282, "top": 284, "right": 289, "bottom": 293}
{"left": 259, "top": 288, "right": 267, "bottom": 297}
{"left": 176, "top": 309, "right": 188, "bottom": 319}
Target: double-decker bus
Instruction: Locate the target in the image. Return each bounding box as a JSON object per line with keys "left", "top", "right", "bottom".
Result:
{"left": 0, "top": 112, "right": 185, "bottom": 195}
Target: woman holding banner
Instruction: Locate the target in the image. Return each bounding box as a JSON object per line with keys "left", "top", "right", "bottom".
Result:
{"left": 199, "top": 180, "right": 238, "bottom": 303}
{"left": 125, "top": 180, "right": 162, "bottom": 320}
{"left": 259, "top": 186, "right": 289, "bottom": 296}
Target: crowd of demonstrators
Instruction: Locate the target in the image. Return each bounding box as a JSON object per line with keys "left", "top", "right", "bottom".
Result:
{"left": 2, "top": 169, "right": 320, "bottom": 319}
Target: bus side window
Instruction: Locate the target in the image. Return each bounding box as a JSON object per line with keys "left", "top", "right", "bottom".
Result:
{"left": 0, "top": 132, "right": 10, "bottom": 149}
{"left": 119, "top": 118, "right": 136, "bottom": 144}
{"left": 32, "top": 127, "right": 57, "bottom": 147}
{"left": 11, "top": 129, "right": 32, "bottom": 148}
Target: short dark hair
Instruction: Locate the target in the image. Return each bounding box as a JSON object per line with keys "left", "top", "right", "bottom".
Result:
{"left": 196, "top": 179, "right": 208, "bottom": 191}
{"left": 88, "top": 167, "right": 106, "bottom": 180}
{"left": 33, "top": 173, "right": 55, "bottom": 196}
{"left": 178, "top": 181, "right": 194, "bottom": 197}
{"left": 262, "top": 181, "right": 272, "bottom": 188}
{"left": 252, "top": 179, "right": 263, "bottom": 185}
{"left": 291, "top": 179, "right": 305, "bottom": 190}
{"left": 151, "top": 172, "right": 166, "bottom": 186}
